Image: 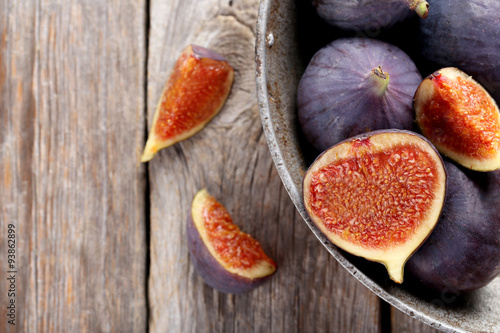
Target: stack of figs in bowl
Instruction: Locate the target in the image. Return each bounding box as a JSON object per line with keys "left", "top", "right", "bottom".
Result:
{"left": 256, "top": 0, "right": 500, "bottom": 331}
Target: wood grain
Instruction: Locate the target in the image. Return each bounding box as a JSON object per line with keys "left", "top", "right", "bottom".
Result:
{"left": 0, "top": 1, "right": 147, "bottom": 331}
{"left": 0, "top": 1, "right": 38, "bottom": 331}
{"left": 146, "top": 0, "right": 382, "bottom": 332}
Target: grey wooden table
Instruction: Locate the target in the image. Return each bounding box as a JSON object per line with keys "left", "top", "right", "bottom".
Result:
{"left": 0, "top": 0, "right": 440, "bottom": 332}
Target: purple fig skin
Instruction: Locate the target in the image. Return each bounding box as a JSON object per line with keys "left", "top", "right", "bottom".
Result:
{"left": 419, "top": 0, "right": 500, "bottom": 104}
{"left": 312, "top": 0, "right": 428, "bottom": 32}
{"left": 406, "top": 161, "right": 500, "bottom": 293}
{"left": 191, "top": 44, "right": 227, "bottom": 62}
{"left": 186, "top": 214, "right": 272, "bottom": 294}
{"left": 297, "top": 38, "right": 422, "bottom": 152}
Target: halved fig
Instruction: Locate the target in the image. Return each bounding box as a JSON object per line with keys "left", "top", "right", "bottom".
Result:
{"left": 303, "top": 130, "right": 446, "bottom": 283}
{"left": 297, "top": 38, "right": 422, "bottom": 153}
{"left": 414, "top": 67, "right": 500, "bottom": 171}
{"left": 141, "top": 45, "right": 234, "bottom": 162}
{"left": 187, "top": 189, "right": 277, "bottom": 294}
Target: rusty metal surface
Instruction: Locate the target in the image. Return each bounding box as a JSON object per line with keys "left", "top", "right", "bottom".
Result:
{"left": 255, "top": 0, "right": 500, "bottom": 332}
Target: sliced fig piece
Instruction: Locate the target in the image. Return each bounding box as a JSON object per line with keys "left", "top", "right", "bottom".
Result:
{"left": 414, "top": 68, "right": 500, "bottom": 171}
{"left": 419, "top": 0, "right": 500, "bottom": 104}
{"left": 297, "top": 38, "right": 422, "bottom": 152}
{"left": 406, "top": 162, "right": 500, "bottom": 293}
{"left": 141, "top": 45, "right": 234, "bottom": 162}
{"left": 303, "top": 130, "right": 446, "bottom": 283}
{"left": 187, "top": 189, "right": 277, "bottom": 294}
{"left": 312, "top": 0, "right": 429, "bottom": 32}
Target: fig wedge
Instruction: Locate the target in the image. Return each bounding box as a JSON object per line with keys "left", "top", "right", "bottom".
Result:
{"left": 187, "top": 189, "right": 277, "bottom": 294}
{"left": 303, "top": 130, "right": 446, "bottom": 283}
{"left": 141, "top": 45, "right": 234, "bottom": 162}
{"left": 414, "top": 67, "right": 500, "bottom": 171}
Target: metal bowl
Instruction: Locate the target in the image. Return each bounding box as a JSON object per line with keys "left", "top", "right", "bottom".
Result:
{"left": 255, "top": 0, "right": 500, "bottom": 332}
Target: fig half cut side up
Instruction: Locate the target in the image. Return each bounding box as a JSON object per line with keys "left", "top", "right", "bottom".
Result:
{"left": 141, "top": 45, "right": 234, "bottom": 162}
{"left": 414, "top": 67, "right": 500, "bottom": 171}
{"left": 187, "top": 189, "right": 277, "bottom": 294}
{"left": 303, "top": 130, "right": 446, "bottom": 283}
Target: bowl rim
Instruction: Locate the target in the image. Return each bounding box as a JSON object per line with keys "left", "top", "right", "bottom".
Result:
{"left": 254, "top": 0, "right": 470, "bottom": 332}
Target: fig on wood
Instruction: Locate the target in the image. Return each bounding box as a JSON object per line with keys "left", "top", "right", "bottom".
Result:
{"left": 187, "top": 189, "right": 277, "bottom": 294}
{"left": 141, "top": 45, "right": 234, "bottom": 162}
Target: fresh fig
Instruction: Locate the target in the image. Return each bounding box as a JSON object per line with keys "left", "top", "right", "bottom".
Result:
{"left": 187, "top": 189, "right": 277, "bottom": 294}
{"left": 406, "top": 161, "right": 500, "bottom": 293}
{"left": 419, "top": 0, "right": 500, "bottom": 104}
{"left": 312, "top": 0, "right": 429, "bottom": 32}
{"left": 297, "top": 38, "right": 422, "bottom": 153}
{"left": 303, "top": 130, "right": 446, "bottom": 283}
{"left": 141, "top": 45, "right": 234, "bottom": 162}
{"left": 414, "top": 67, "right": 500, "bottom": 171}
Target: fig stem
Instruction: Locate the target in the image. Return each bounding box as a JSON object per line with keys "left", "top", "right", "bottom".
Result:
{"left": 370, "top": 66, "right": 390, "bottom": 97}
{"left": 410, "top": 0, "right": 429, "bottom": 19}
{"left": 385, "top": 260, "right": 405, "bottom": 284}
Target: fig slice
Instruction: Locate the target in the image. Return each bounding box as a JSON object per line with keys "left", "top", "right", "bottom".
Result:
{"left": 141, "top": 45, "right": 234, "bottom": 162}
{"left": 187, "top": 189, "right": 277, "bottom": 294}
{"left": 414, "top": 67, "right": 500, "bottom": 171}
{"left": 303, "top": 130, "right": 446, "bottom": 283}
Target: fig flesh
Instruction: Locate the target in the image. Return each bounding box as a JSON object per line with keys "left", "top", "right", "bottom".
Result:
{"left": 406, "top": 162, "right": 500, "bottom": 293}
{"left": 303, "top": 130, "right": 446, "bottom": 283}
{"left": 187, "top": 189, "right": 277, "bottom": 294}
{"left": 141, "top": 45, "right": 234, "bottom": 162}
{"left": 419, "top": 0, "right": 500, "bottom": 104}
{"left": 297, "top": 38, "right": 422, "bottom": 152}
{"left": 414, "top": 67, "right": 500, "bottom": 171}
{"left": 312, "top": 0, "right": 429, "bottom": 32}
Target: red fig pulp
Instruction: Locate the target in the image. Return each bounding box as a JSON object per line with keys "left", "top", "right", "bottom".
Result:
{"left": 414, "top": 67, "right": 500, "bottom": 171}
{"left": 303, "top": 130, "right": 446, "bottom": 283}
{"left": 141, "top": 45, "right": 234, "bottom": 162}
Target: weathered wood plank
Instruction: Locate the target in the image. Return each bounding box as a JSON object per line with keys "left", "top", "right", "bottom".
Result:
{"left": 0, "top": 1, "right": 38, "bottom": 331}
{"left": 146, "top": 1, "right": 382, "bottom": 332}
{"left": 1, "top": 1, "right": 147, "bottom": 331}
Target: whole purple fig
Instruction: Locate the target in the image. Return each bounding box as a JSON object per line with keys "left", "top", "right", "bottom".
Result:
{"left": 312, "top": 0, "right": 429, "bottom": 32}
{"left": 297, "top": 38, "right": 422, "bottom": 152}
{"left": 419, "top": 0, "right": 500, "bottom": 104}
{"left": 406, "top": 162, "right": 500, "bottom": 293}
